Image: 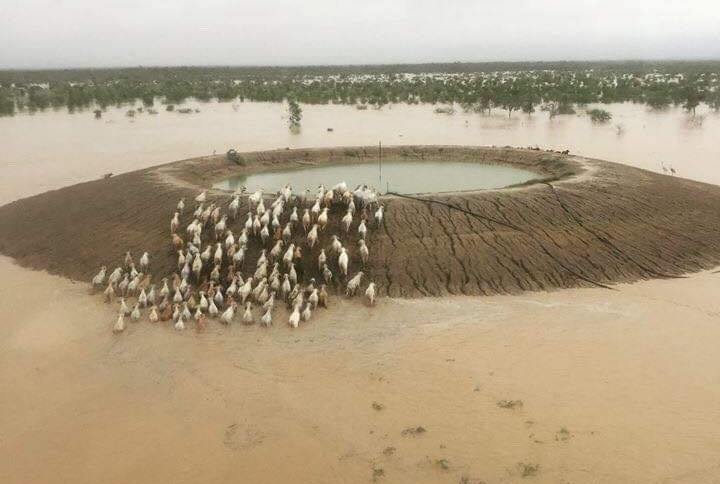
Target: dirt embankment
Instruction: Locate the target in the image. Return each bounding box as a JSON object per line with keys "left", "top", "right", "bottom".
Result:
{"left": 1, "top": 145, "right": 719, "bottom": 297}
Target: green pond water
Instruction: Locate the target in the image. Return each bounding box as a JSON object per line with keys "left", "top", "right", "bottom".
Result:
{"left": 213, "top": 161, "right": 538, "bottom": 194}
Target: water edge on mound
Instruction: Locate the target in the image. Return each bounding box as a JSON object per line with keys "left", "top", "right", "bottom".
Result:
{"left": 213, "top": 160, "right": 538, "bottom": 194}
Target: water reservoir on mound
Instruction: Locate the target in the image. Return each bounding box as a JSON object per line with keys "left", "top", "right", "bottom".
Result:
{"left": 214, "top": 161, "right": 538, "bottom": 194}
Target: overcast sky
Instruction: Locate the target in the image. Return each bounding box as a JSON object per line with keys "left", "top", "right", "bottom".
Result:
{"left": 1, "top": 0, "right": 719, "bottom": 69}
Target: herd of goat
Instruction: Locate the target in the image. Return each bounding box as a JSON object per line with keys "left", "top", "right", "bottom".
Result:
{"left": 90, "top": 182, "right": 384, "bottom": 332}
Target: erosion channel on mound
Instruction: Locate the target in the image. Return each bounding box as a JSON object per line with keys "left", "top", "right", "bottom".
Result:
{"left": 1, "top": 145, "right": 720, "bottom": 297}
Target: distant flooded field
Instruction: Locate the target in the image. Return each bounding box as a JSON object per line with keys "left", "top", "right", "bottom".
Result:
{"left": 3, "top": 99, "right": 720, "bottom": 484}
{"left": 213, "top": 160, "right": 539, "bottom": 194}
{"left": 1, "top": 101, "right": 719, "bottom": 205}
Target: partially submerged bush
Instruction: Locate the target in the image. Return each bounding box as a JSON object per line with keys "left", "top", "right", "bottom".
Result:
{"left": 287, "top": 98, "right": 302, "bottom": 130}
{"left": 543, "top": 102, "right": 576, "bottom": 117}
{"left": 555, "top": 427, "right": 571, "bottom": 441}
{"left": 434, "top": 105, "right": 455, "bottom": 115}
{"left": 401, "top": 426, "right": 427, "bottom": 436}
{"left": 518, "top": 462, "right": 540, "bottom": 478}
{"left": 588, "top": 108, "right": 612, "bottom": 123}
{"left": 226, "top": 149, "right": 245, "bottom": 165}
{"left": 497, "top": 399, "right": 523, "bottom": 409}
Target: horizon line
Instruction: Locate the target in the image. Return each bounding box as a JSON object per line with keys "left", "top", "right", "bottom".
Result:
{"left": 3, "top": 58, "right": 720, "bottom": 73}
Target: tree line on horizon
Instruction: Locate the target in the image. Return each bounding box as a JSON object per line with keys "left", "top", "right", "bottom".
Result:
{"left": 1, "top": 62, "right": 719, "bottom": 117}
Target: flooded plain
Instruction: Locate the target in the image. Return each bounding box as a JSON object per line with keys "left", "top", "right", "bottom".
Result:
{"left": 1, "top": 100, "right": 719, "bottom": 204}
{"left": 2, "top": 101, "right": 720, "bottom": 483}
{"left": 214, "top": 160, "right": 538, "bottom": 194}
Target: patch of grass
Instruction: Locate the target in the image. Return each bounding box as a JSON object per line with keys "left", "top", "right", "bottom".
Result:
{"left": 342, "top": 148, "right": 359, "bottom": 157}
{"left": 459, "top": 475, "right": 487, "bottom": 484}
{"left": 555, "top": 427, "right": 571, "bottom": 441}
{"left": 382, "top": 446, "right": 396, "bottom": 456}
{"left": 401, "top": 426, "right": 427, "bottom": 436}
{"left": 372, "top": 401, "right": 385, "bottom": 411}
{"left": 497, "top": 399, "right": 523, "bottom": 409}
{"left": 504, "top": 177, "right": 548, "bottom": 189}
{"left": 518, "top": 462, "right": 540, "bottom": 478}
{"left": 436, "top": 458, "right": 450, "bottom": 470}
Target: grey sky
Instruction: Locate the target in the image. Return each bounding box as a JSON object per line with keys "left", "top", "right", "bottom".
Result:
{"left": 1, "top": 0, "right": 719, "bottom": 68}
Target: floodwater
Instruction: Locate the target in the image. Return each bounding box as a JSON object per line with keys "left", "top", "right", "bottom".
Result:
{"left": 2, "top": 100, "right": 720, "bottom": 484}
{"left": 1, "top": 100, "right": 719, "bottom": 204}
{"left": 214, "top": 160, "right": 538, "bottom": 194}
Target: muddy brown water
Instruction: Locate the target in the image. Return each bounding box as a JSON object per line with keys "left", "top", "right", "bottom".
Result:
{"left": 1, "top": 101, "right": 719, "bottom": 205}
{"left": 2, "top": 102, "right": 720, "bottom": 483}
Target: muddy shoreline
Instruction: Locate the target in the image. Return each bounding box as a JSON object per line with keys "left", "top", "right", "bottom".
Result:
{"left": 1, "top": 145, "right": 719, "bottom": 297}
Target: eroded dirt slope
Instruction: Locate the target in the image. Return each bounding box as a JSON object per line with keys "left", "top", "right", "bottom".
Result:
{"left": 1, "top": 146, "right": 719, "bottom": 297}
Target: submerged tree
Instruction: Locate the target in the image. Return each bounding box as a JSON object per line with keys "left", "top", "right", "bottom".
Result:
{"left": 682, "top": 87, "right": 701, "bottom": 116}
{"left": 0, "top": 92, "right": 14, "bottom": 116}
{"left": 645, "top": 90, "right": 672, "bottom": 111}
{"left": 520, "top": 90, "right": 539, "bottom": 114}
{"left": 471, "top": 89, "right": 494, "bottom": 114}
{"left": 543, "top": 100, "right": 576, "bottom": 118}
{"left": 497, "top": 89, "right": 522, "bottom": 118}
{"left": 707, "top": 90, "right": 720, "bottom": 111}
{"left": 287, "top": 98, "right": 302, "bottom": 130}
{"left": 521, "top": 99, "right": 535, "bottom": 114}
